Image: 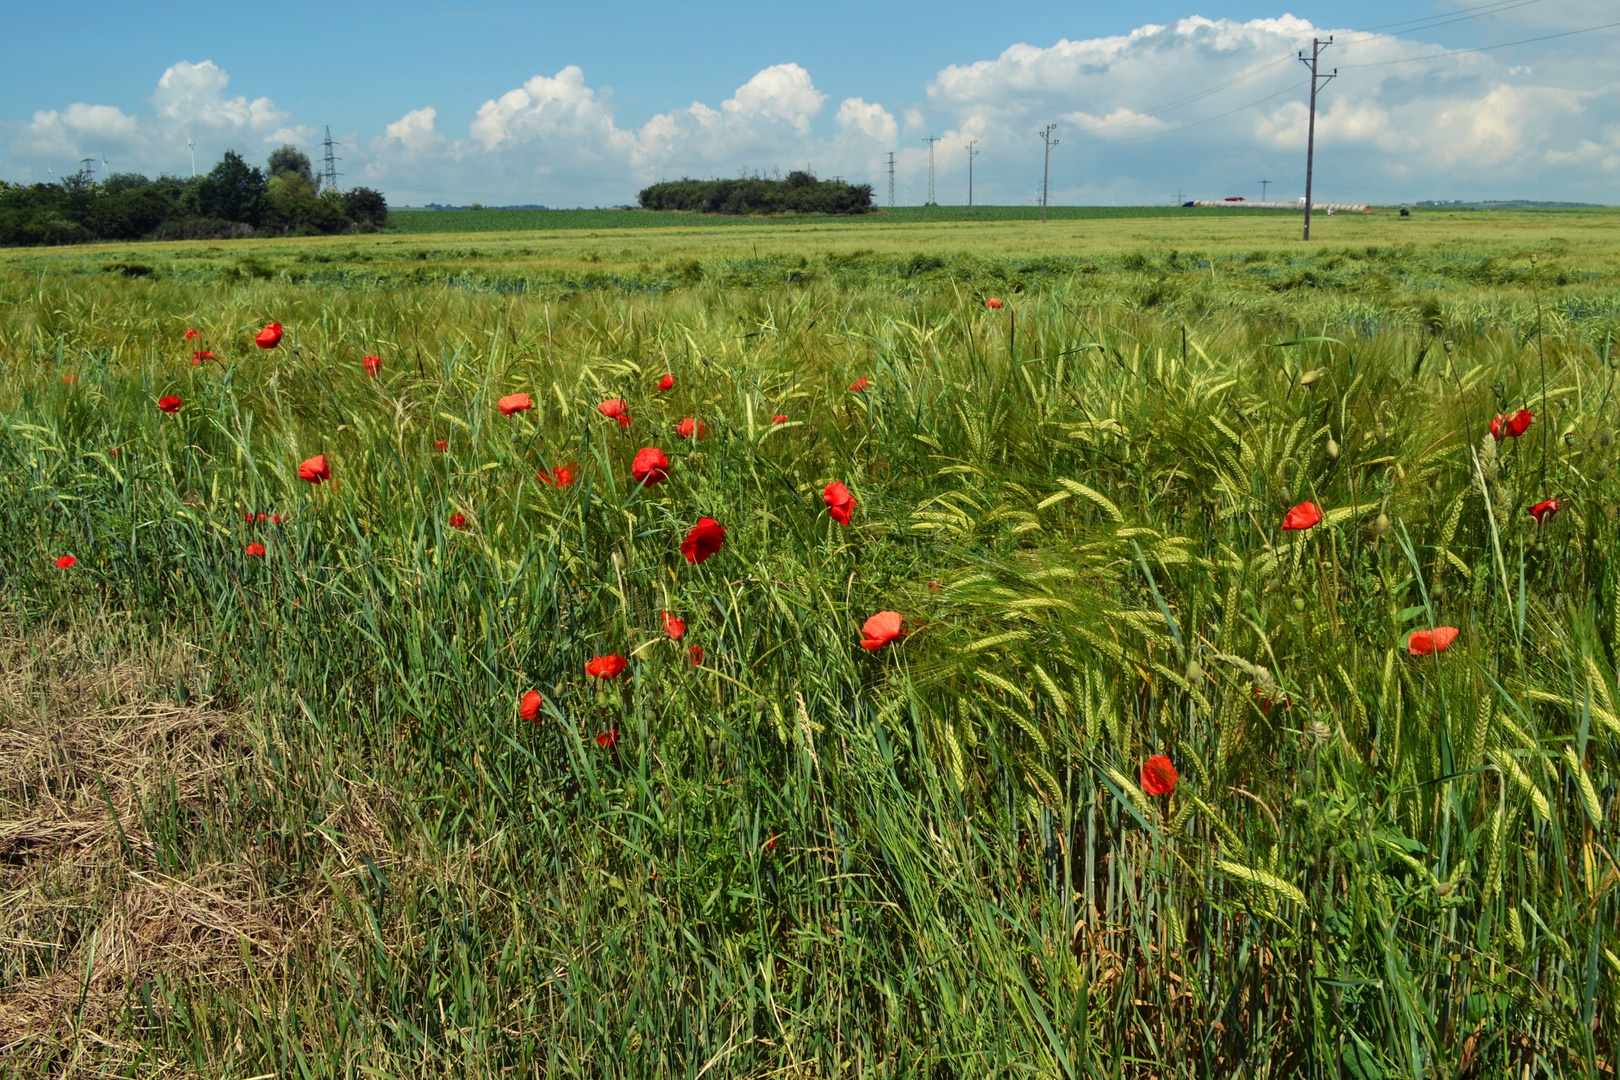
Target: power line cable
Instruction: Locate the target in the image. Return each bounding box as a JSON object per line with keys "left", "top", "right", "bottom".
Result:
{"left": 1340, "top": 18, "right": 1620, "bottom": 66}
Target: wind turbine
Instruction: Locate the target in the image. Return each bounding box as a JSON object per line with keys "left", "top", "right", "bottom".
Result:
{"left": 187, "top": 131, "right": 197, "bottom": 178}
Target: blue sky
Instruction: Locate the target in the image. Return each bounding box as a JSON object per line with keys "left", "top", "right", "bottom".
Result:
{"left": 3, "top": 0, "right": 1615, "bottom": 205}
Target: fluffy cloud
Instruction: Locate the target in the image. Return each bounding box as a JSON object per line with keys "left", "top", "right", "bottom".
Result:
{"left": 6, "top": 60, "right": 311, "bottom": 181}
{"left": 6, "top": 17, "right": 1619, "bottom": 204}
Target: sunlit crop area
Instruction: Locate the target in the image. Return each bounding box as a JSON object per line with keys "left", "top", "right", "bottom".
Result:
{"left": 2, "top": 210, "right": 1619, "bottom": 1077}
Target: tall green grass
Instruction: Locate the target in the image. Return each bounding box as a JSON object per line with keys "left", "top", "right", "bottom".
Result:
{"left": 1, "top": 250, "right": 1617, "bottom": 1076}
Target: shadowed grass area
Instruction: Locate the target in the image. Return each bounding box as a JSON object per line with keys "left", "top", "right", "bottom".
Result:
{"left": 1, "top": 227, "right": 1618, "bottom": 1076}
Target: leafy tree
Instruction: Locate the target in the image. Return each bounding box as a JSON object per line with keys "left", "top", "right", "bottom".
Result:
{"left": 267, "top": 145, "right": 316, "bottom": 187}
{"left": 639, "top": 172, "right": 872, "bottom": 215}
{"left": 343, "top": 187, "right": 389, "bottom": 228}
{"left": 191, "top": 150, "right": 266, "bottom": 226}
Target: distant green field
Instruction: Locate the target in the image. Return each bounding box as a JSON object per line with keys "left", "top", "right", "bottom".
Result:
{"left": 387, "top": 203, "right": 1210, "bottom": 233}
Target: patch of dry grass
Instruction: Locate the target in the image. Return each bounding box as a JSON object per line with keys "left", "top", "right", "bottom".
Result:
{"left": 0, "top": 620, "right": 290, "bottom": 1073}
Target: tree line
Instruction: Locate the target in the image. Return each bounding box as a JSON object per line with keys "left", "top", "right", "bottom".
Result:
{"left": 0, "top": 146, "right": 388, "bottom": 247}
{"left": 638, "top": 171, "right": 873, "bottom": 215}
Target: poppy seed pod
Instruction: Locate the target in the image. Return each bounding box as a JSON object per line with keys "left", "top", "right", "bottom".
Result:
{"left": 1326, "top": 438, "right": 1340, "bottom": 462}
{"left": 1563, "top": 425, "right": 1576, "bottom": 447}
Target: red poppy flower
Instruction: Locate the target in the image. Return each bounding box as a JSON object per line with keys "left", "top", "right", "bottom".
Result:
{"left": 1140, "top": 754, "right": 1178, "bottom": 796}
{"left": 110, "top": 447, "right": 119, "bottom": 457}
{"left": 191, "top": 349, "right": 215, "bottom": 365}
{"left": 55, "top": 555, "right": 76, "bottom": 569}
{"left": 298, "top": 454, "right": 330, "bottom": 484}
{"left": 595, "top": 729, "right": 620, "bottom": 748}
{"left": 848, "top": 376, "right": 868, "bottom": 392}
{"left": 1408, "top": 626, "right": 1459, "bottom": 656}
{"left": 449, "top": 512, "right": 468, "bottom": 529}
{"left": 245, "top": 512, "right": 254, "bottom": 523}
{"left": 1281, "top": 501, "right": 1323, "bottom": 531}
{"left": 540, "top": 463, "right": 577, "bottom": 487}
{"left": 498, "top": 393, "right": 533, "bottom": 415}
{"left": 520, "top": 689, "right": 543, "bottom": 721}
{"left": 663, "top": 611, "right": 686, "bottom": 640}
{"left": 631, "top": 447, "right": 669, "bottom": 487}
{"left": 689, "top": 645, "right": 703, "bottom": 665}
{"left": 256, "top": 513, "right": 268, "bottom": 523}
{"left": 658, "top": 374, "right": 675, "bottom": 391}
{"left": 185, "top": 328, "right": 200, "bottom": 340}
{"left": 676, "top": 417, "right": 706, "bottom": 440}
{"left": 586, "top": 654, "right": 628, "bottom": 680}
{"left": 157, "top": 395, "right": 182, "bottom": 413}
{"left": 272, "top": 514, "right": 284, "bottom": 524}
{"left": 1530, "top": 498, "right": 1559, "bottom": 524}
{"left": 599, "top": 399, "right": 631, "bottom": 428}
{"left": 245, "top": 542, "right": 266, "bottom": 557}
{"left": 255, "top": 323, "right": 282, "bottom": 349}
{"left": 363, "top": 354, "right": 382, "bottom": 377}
{"left": 986, "top": 297, "right": 1004, "bottom": 310}
{"left": 823, "top": 480, "right": 855, "bottom": 525}
{"left": 1489, "top": 414, "right": 1505, "bottom": 441}
{"left": 681, "top": 518, "right": 727, "bottom": 565}
{"left": 62, "top": 375, "right": 78, "bottom": 384}
{"left": 433, "top": 439, "right": 448, "bottom": 452}
{"left": 1254, "top": 687, "right": 1290, "bottom": 715}
{"left": 772, "top": 414, "right": 788, "bottom": 424}
{"left": 860, "top": 611, "right": 903, "bottom": 651}
{"left": 1507, "top": 408, "right": 1534, "bottom": 438}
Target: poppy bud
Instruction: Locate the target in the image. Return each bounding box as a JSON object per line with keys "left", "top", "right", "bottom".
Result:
{"left": 1185, "top": 660, "right": 1204, "bottom": 686}
{"left": 1325, "top": 438, "right": 1340, "bottom": 462}
{"left": 1374, "top": 513, "right": 1391, "bottom": 536}
{"left": 1300, "top": 367, "right": 1325, "bottom": 389}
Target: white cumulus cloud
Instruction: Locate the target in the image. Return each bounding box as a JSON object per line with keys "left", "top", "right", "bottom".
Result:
{"left": 6, "top": 16, "right": 1619, "bottom": 205}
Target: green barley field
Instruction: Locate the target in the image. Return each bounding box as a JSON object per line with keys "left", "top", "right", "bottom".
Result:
{"left": 3, "top": 208, "right": 1620, "bottom": 1077}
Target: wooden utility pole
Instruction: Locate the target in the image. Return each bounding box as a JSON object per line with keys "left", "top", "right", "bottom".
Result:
{"left": 1039, "top": 124, "right": 1059, "bottom": 223}
{"left": 1299, "top": 37, "right": 1335, "bottom": 240}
